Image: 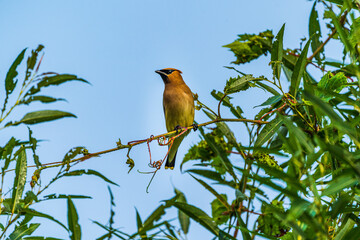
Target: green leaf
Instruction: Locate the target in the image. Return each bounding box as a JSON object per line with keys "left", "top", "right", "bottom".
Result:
{"left": 9, "top": 110, "right": 76, "bottom": 126}
{"left": 271, "top": 23, "right": 285, "bottom": 79}
{"left": 20, "top": 96, "right": 66, "bottom": 105}
{"left": 322, "top": 175, "right": 358, "bottom": 196}
{"left": 255, "top": 81, "right": 280, "bottom": 96}
{"left": 12, "top": 146, "right": 27, "bottom": 213}
{"left": 304, "top": 91, "right": 358, "bottom": 144}
{"left": 28, "top": 127, "right": 41, "bottom": 167}
{"left": 61, "top": 169, "right": 119, "bottom": 186}
{"left": 23, "top": 237, "right": 64, "bottom": 240}
{"left": 211, "top": 90, "right": 244, "bottom": 119}
{"left": 174, "top": 188, "right": 190, "bottom": 235}
{"left": 38, "top": 74, "right": 89, "bottom": 87}
{"left": 8, "top": 223, "right": 40, "bottom": 240}
{"left": 186, "top": 169, "right": 230, "bottom": 185}
{"left": 173, "top": 202, "right": 220, "bottom": 236}
{"left": 255, "top": 95, "right": 282, "bottom": 108}
{"left": 254, "top": 117, "right": 283, "bottom": 147}
{"left": 26, "top": 74, "right": 89, "bottom": 96}
{"left": 235, "top": 189, "right": 248, "bottom": 201}
{"left": 334, "top": 218, "right": 356, "bottom": 240}
{"left": 5, "top": 48, "right": 26, "bottom": 95}
{"left": 25, "top": 45, "right": 44, "bottom": 80}
{"left": 135, "top": 208, "right": 143, "bottom": 231}
{"left": 224, "top": 75, "right": 264, "bottom": 94}
{"left": 1, "top": 137, "right": 18, "bottom": 172}
{"left": 43, "top": 194, "right": 92, "bottom": 200}
{"left": 93, "top": 221, "right": 130, "bottom": 239}
{"left": 223, "top": 30, "right": 274, "bottom": 64}
{"left": 203, "top": 110, "right": 238, "bottom": 147}
{"left": 38, "top": 74, "right": 89, "bottom": 88}
{"left": 309, "top": 2, "right": 323, "bottom": 62}
{"left": 62, "top": 147, "right": 87, "bottom": 164}
{"left": 317, "top": 72, "right": 347, "bottom": 101}
{"left": 328, "top": 10, "right": 353, "bottom": 58}
{"left": 190, "top": 174, "right": 231, "bottom": 211}
{"left": 137, "top": 195, "right": 179, "bottom": 236}
{"left": 23, "top": 209, "right": 68, "bottom": 231}
{"left": 211, "top": 194, "right": 229, "bottom": 225}
{"left": 198, "top": 127, "right": 236, "bottom": 179}
{"left": 67, "top": 197, "right": 81, "bottom": 240}
{"left": 290, "top": 39, "right": 311, "bottom": 97}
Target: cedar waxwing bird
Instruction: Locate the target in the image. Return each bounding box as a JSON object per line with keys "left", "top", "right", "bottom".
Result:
{"left": 155, "top": 68, "right": 195, "bottom": 170}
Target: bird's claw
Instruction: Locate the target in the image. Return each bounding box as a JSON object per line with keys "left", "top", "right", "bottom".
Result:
{"left": 192, "top": 123, "right": 198, "bottom": 132}
{"left": 174, "top": 125, "right": 182, "bottom": 134}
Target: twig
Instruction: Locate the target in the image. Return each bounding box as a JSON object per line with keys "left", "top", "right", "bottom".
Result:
{"left": 217, "top": 93, "right": 227, "bottom": 118}
{"left": 1, "top": 118, "right": 269, "bottom": 175}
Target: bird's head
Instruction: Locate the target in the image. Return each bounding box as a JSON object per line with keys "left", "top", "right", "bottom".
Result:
{"left": 155, "top": 68, "right": 183, "bottom": 84}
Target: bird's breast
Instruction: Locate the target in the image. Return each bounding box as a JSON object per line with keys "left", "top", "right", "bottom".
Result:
{"left": 163, "top": 84, "right": 195, "bottom": 132}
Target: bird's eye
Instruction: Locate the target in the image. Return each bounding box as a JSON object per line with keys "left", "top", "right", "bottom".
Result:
{"left": 167, "top": 70, "right": 173, "bottom": 74}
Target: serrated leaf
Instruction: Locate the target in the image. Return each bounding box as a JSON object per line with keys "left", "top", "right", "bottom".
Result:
{"left": 61, "top": 169, "right": 119, "bottom": 186}
{"left": 173, "top": 202, "right": 220, "bottom": 236}
{"left": 254, "top": 117, "right": 283, "bottom": 147}
{"left": 10, "top": 110, "right": 76, "bottom": 126}
{"left": 290, "top": 39, "right": 311, "bottom": 97}
{"left": 12, "top": 146, "right": 27, "bottom": 213}
{"left": 271, "top": 23, "right": 285, "bottom": 79}
{"left": 67, "top": 197, "right": 81, "bottom": 240}
{"left": 224, "top": 75, "right": 263, "bottom": 94}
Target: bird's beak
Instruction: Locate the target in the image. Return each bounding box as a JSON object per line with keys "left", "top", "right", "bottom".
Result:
{"left": 155, "top": 70, "right": 166, "bottom": 76}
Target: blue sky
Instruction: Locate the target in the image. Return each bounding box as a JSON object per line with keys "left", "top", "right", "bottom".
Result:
{"left": 0, "top": 0, "right": 317, "bottom": 239}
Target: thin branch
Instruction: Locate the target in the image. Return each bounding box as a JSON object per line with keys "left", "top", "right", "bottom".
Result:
{"left": 217, "top": 93, "right": 227, "bottom": 118}
{"left": 1, "top": 118, "right": 268, "bottom": 175}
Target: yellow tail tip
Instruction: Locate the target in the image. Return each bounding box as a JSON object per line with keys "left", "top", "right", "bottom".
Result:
{"left": 165, "top": 166, "right": 174, "bottom": 170}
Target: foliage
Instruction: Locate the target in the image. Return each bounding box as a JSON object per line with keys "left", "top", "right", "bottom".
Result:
{"left": 119, "top": 1, "right": 360, "bottom": 239}
{"left": 0, "top": 46, "right": 116, "bottom": 239}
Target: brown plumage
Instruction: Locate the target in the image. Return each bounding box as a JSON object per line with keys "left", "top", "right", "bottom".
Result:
{"left": 155, "top": 68, "right": 195, "bottom": 169}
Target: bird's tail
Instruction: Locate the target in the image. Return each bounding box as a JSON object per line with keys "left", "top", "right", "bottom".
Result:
{"left": 165, "top": 151, "right": 177, "bottom": 170}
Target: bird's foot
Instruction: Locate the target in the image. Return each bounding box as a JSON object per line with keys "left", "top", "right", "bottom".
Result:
{"left": 192, "top": 123, "right": 198, "bottom": 132}
{"left": 174, "top": 125, "right": 182, "bottom": 134}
